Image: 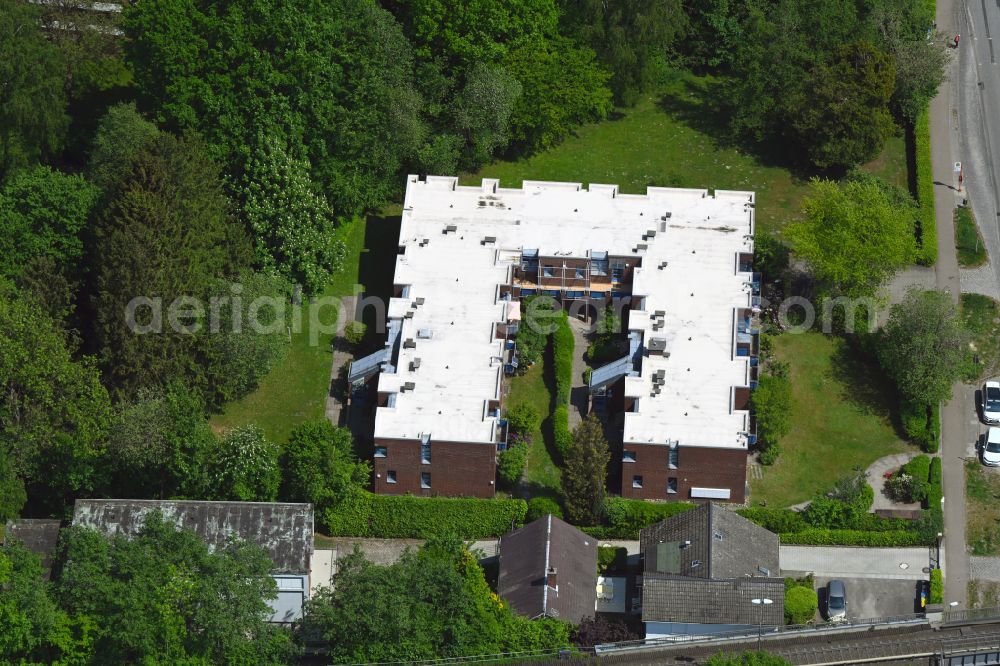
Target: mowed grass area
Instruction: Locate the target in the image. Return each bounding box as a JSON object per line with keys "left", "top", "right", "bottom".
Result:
{"left": 210, "top": 217, "right": 368, "bottom": 443}
{"left": 506, "top": 358, "right": 562, "bottom": 500}
{"left": 962, "top": 293, "right": 1000, "bottom": 381}
{"left": 749, "top": 333, "right": 911, "bottom": 508}
{"left": 465, "top": 70, "right": 906, "bottom": 237}
{"left": 966, "top": 460, "right": 1000, "bottom": 556}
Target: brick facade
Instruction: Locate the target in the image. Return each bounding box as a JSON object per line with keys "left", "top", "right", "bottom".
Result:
{"left": 619, "top": 444, "right": 747, "bottom": 503}
{"left": 372, "top": 438, "right": 497, "bottom": 498}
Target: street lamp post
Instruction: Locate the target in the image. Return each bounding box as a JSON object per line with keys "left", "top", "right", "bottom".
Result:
{"left": 751, "top": 598, "right": 774, "bottom": 651}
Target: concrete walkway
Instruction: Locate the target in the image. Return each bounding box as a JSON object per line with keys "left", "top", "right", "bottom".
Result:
{"left": 779, "top": 546, "right": 931, "bottom": 581}
{"left": 932, "top": 0, "right": 971, "bottom": 608}
{"left": 866, "top": 452, "right": 923, "bottom": 513}
{"left": 567, "top": 316, "right": 592, "bottom": 430}
{"left": 325, "top": 295, "right": 357, "bottom": 427}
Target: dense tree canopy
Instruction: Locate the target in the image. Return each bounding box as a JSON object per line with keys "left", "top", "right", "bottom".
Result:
{"left": 0, "top": 284, "right": 112, "bottom": 515}
{"left": 104, "top": 381, "right": 216, "bottom": 499}
{"left": 54, "top": 514, "right": 295, "bottom": 665}
{"left": 91, "top": 130, "right": 246, "bottom": 399}
{"left": 296, "top": 537, "right": 571, "bottom": 662}
{"left": 792, "top": 41, "right": 896, "bottom": 169}
{"left": 0, "top": 165, "right": 100, "bottom": 280}
{"left": 878, "top": 289, "right": 968, "bottom": 406}
{"left": 0, "top": 0, "right": 68, "bottom": 179}
{"left": 560, "top": 0, "right": 686, "bottom": 105}
{"left": 787, "top": 177, "right": 917, "bottom": 297}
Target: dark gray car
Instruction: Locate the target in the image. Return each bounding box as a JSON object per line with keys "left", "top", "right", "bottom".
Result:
{"left": 826, "top": 580, "right": 847, "bottom": 621}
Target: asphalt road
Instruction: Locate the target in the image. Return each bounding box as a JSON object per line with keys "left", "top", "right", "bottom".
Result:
{"left": 959, "top": 0, "right": 1000, "bottom": 279}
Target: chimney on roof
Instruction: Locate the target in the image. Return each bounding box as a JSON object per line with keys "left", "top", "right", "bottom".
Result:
{"left": 547, "top": 567, "right": 558, "bottom": 589}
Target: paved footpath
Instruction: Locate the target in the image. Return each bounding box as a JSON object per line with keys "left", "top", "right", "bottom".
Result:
{"left": 933, "top": 0, "right": 973, "bottom": 608}
{"left": 970, "top": 557, "right": 1000, "bottom": 581}
{"left": 779, "top": 546, "right": 931, "bottom": 581}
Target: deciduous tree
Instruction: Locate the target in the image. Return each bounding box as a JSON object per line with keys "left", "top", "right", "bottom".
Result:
{"left": 0, "top": 285, "right": 111, "bottom": 514}
{"left": 296, "top": 537, "right": 570, "bottom": 662}
{"left": 0, "top": 0, "right": 68, "bottom": 178}
{"left": 55, "top": 513, "right": 294, "bottom": 665}
{"left": 280, "top": 420, "right": 370, "bottom": 514}
{"left": 787, "top": 178, "right": 916, "bottom": 298}
{"left": 211, "top": 425, "right": 281, "bottom": 502}
{"left": 877, "top": 289, "right": 968, "bottom": 406}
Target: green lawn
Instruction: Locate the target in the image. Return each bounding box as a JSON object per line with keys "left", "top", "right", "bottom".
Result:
{"left": 955, "top": 205, "right": 988, "bottom": 267}
{"left": 466, "top": 70, "right": 906, "bottom": 237}
{"left": 750, "top": 333, "right": 911, "bottom": 508}
{"left": 210, "top": 217, "right": 368, "bottom": 443}
{"left": 507, "top": 360, "right": 562, "bottom": 500}
{"left": 961, "top": 293, "right": 1000, "bottom": 381}
{"left": 966, "top": 460, "right": 1000, "bottom": 555}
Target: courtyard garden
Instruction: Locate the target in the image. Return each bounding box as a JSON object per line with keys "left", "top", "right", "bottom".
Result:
{"left": 749, "top": 332, "right": 911, "bottom": 508}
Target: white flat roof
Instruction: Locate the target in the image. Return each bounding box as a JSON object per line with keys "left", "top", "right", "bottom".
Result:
{"left": 373, "top": 175, "right": 755, "bottom": 449}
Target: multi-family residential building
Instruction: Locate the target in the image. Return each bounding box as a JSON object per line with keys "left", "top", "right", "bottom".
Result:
{"left": 350, "top": 175, "right": 759, "bottom": 501}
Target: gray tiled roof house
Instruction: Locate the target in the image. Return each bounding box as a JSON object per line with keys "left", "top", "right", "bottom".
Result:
{"left": 639, "top": 503, "right": 783, "bottom": 626}
{"left": 498, "top": 514, "right": 598, "bottom": 624}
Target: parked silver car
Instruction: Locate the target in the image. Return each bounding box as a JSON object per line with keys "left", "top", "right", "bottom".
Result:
{"left": 825, "top": 580, "right": 847, "bottom": 621}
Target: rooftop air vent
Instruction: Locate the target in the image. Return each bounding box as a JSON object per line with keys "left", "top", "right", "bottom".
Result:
{"left": 417, "top": 328, "right": 433, "bottom": 339}
{"left": 403, "top": 338, "right": 416, "bottom": 349}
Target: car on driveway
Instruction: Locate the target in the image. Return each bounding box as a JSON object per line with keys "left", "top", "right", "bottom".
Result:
{"left": 983, "top": 428, "right": 1000, "bottom": 467}
{"left": 825, "top": 580, "right": 847, "bottom": 621}
{"left": 984, "top": 381, "right": 1000, "bottom": 424}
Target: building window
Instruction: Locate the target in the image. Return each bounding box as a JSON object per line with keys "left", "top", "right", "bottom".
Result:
{"left": 421, "top": 472, "right": 431, "bottom": 489}
{"left": 623, "top": 450, "right": 636, "bottom": 463}
{"left": 668, "top": 446, "right": 679, "bottom": 469}
{"left": 387, "top": 470, "right": 397, "bottom": 484}
{"left": 611, "top": 261, "right": 626, "bottom": 283}
{"left": 632, "top": 475, "right": 643, "bottom": 489}
{"left": 575, "top": 267, "right": 585, "bottom": 279}
{"left": 668, "top": 477, "right": 678, "bottom": 494}
{"left": 543, "top": 265, "right": 555, "bottom": 278}
{"left": 421, "top": 442, "right": 431, "bottom": 464}
{"left": 374, "top": 446, "right": 387, "bottom": 458}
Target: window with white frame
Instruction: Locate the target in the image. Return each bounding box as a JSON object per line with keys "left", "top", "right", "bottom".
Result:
{"left": 668, "top": 445, "right": 679, "bottom": 469}
{"left": 374, "top": 446, "right": 387, "bottom": 458}
{"left": 387, "top": 470, "right": 397, "bottom": 484}
{"left": 632, "top": 475, "right": 643, "bottom": 489}
{"left": 421, "top": 472, "right": 431, "bottom": 489}
{"left": 421, "top": 442, "right": 431, "bottom": 464}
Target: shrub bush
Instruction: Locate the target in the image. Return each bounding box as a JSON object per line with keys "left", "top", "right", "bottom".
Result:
{"left": 552, "top": 405, "right": 573, "bottom": 461}
{"left": 552, "top": 311, "right": 574, "bottom": 405}
{"left": 344, "top": 321, "right": 366, "bottom": 346}
{"left": 325, "top": 492, "right": 528, "bottom": 538}
{"left": 760, "top": 444, "right": 781, "bottom": 466}
{"left": 583, "top": 368, "right": 592, "bottom": 385}
{"left": 526, "top": 496, "right": 563, "bottom": 521}
{"left": 506, "top": 403, "right": 540, "bottom": 440}
{"left": 901, "top": 398, "right": 939, "bottom": 452}
{"left": 785, "top": 585, "right": 818, "bottom": 625}
{"left": 597, "top": 497, "right": 696, "bottom": 538}
{"left": 738, "top": 507, "right": 808, "bottom": 534}
{"left": 497, "top": 444, "right": 528, "bottom": 489}
{"left": 597, "top": 546, "right": 627, "bottom": 574}
{"left": 914, "top": 107, "right": 937, "bottom": 265}
{"left": 930, "top": 568, "right": 943, "bottom": 604}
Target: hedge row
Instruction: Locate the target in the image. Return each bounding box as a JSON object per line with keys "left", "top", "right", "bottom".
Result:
{"left": 583, "top": 498, "right": 696, "bottom": 539}
{"left": 552, "top": 311, "right": 574, "bottom": 405}
{"left": 324, "top": 492, "right": 527, "bottom": 538}
{"left": 901, "top": 398, "right": 940, "bottom": 453}
{"left": 552, "top": 404, "right": 572, "bottom": 461}
{"left": 779, "top": 528, "right": 927, "bottom": 547}
{"left": 738, "top": 506, "right": 909, "bottom": 534}
{"left": 914, "top": 106, "right": 937, "bottom": 265}
{"left": 930, "top": 568, "right": 944, "bottom": 603}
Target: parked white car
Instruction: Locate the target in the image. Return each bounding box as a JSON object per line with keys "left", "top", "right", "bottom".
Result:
{"left": 983, "top": 428, "right": 1000, "bottom": 467}
{"left": 983, "top": 381, "right": 1000, "bottom": 424}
